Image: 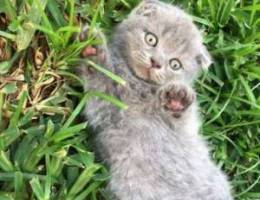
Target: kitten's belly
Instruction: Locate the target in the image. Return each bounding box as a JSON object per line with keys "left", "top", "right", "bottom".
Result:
{"left": 99, "top": 116, "right": 231, "bottom": 200}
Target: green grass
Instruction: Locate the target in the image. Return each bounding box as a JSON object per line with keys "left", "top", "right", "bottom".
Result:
{"left": 0, "top": 0, "right": 259, "bottom": 199}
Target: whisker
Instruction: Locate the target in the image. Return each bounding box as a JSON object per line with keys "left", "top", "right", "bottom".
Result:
{"left": 133, "top": 51, "right": 150, "bottom": 65}
{"left": 156, "top": 71, "right": 166, "bottom": 84}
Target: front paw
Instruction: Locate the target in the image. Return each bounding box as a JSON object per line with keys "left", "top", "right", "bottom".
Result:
{"left": 79, "top": 25, "right": 98, "bottom": 57}
{"left": 159, "top": 84, "right": 195, "bottom": 118}
{"left": 79, "top": 25, "right": 107, "bottom": 62}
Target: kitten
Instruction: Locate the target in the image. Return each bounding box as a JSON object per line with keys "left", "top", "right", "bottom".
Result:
{"left": 81, "top": 0, "right": 233, "bottom": 199}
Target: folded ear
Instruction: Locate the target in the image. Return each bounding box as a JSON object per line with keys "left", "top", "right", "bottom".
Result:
{"left": 195, "top": 45, "right": 212, "bottom": 70}
{"left": 133, "top": 0, "right": 159, "bottom": 17}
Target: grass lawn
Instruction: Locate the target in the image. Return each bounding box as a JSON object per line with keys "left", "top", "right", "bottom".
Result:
{"left": 0, "top": 0, "right": 259, "bottom": 199}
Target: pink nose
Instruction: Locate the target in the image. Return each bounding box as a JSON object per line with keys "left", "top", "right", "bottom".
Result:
{"left": 151, "top": 58, "right": 162, "bottom": 69}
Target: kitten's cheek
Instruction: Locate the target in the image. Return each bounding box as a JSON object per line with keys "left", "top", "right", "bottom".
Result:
{"left": 132, "top": 64, "right": 150, "bottom": 80}
{"left": 149, "top": 70, "right": 157, "bottom": 82}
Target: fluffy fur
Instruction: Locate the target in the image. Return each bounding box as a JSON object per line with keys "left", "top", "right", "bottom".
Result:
{"left": 82, "top": 0, "right": 233, "bottom": 199}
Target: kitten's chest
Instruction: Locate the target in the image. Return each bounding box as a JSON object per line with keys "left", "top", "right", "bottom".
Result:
{"left": 122, "top": 116, "right": 208, "bottom": 166}
{"left": 138, "top": 126, "right": 210, "bottom": 180}
{"left": 114, "top": 81, "right": 157, "bottom": 108}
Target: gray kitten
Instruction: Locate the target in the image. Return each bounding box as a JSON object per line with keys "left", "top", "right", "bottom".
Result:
{"left": 82, "top": 0, "right": 233, "bottom": 199}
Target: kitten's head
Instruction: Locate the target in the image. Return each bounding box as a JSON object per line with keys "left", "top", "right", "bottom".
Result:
{"left": 113, "top": 0, "right": 212, "bottom": 85}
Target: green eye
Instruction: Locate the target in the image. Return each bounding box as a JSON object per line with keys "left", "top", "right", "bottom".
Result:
{"left": 145, "top": 32, "right": 158, "bottom": 47}
{"left": 169, "top": 58, "right": 182, "bottom": 70}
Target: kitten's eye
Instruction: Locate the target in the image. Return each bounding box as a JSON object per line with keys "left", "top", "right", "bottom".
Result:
{"left": 145, "top": 32, "right": 158, "bottom": 47}
{"left": 169, "top": 58, "right": 182, "bottom": 70}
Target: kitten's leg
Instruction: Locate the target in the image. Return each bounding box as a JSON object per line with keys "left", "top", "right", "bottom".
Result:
{"left": 79, "top": 25, "right": 109, "bottom": 75}
{"left": 79, "top": 25, "right": 113, "bottom": 91}
{"left": 79, "top": 26, "right": 116, "bottom": 130}
{"left": 156, "top": 83, "right": 199, "bottom": 131}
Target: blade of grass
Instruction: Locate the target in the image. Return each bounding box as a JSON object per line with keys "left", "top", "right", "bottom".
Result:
{"left": 16, "top": 0, "right": 48, "bottom": 51}
{"left": 86, "top": 60, "right": 126, "bottom": 86}
{"left": 219, "top": 0, "right": 234, "bottom": 26}
{"left": 0, "top": 30, "right": 15, "bottom": 40}
{"left": 44, "top": 175, "right": 52, "bottom": 200}
{"left": 191, "top": 15, "right": 214, "bottom": 27}
{"left": 0, "top": 92, "right": 4, "bottom": 129}
{"left": 74, "top": 181, "right": 103, "bottom": 200}
{"left": 8, "top": 90, "right": 27, "bottom": 128}
{"left": 239, "top": 75, "right": 256, "bottom": 104}
{"left": 0, "top": 0, "right": 16, "bottom": 20}
{"left": 46, "top": 0, "right": 66, "bottom": 27}
{"left": 14, "top": 171, "right": 24, "bottom": 200}
{"left": 30, "top": 177, "right": 45, "bottom": 200}
{"left": 0, "top": 151, "right": 14, "bottom": 172}
{"left": 51, "top": 122, "right": 87, "bottom": 142}
{"left": 64, "top": 0, "right": 75, "bottom": 46}
{"left": 0, "top": 127, "right": 20, "bottom": 149}
{"left": 67, "top": 164, "right": 101, "bottom": 198}
{"left": 90, "top": 91, "right": 129, "bottom": 110}
{"left": 0, "top": 52, "right": 20, "bottom": 74}
{"left": 205, "top": 81, "right": 237, "bottom": 125}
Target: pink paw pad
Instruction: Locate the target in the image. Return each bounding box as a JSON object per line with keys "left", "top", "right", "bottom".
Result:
{"left": 81, "top": 46, "right": 97, "bottom": 57}
{"left": 160, "top": 86, "right": 195, "bottom": 114}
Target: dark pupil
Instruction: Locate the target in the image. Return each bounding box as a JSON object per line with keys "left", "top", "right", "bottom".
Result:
{"left": 149, "top": 38, "right": 153, "bottom": 42}
{"left": 173, "top": 62, "right": 178, "bottom": 68}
